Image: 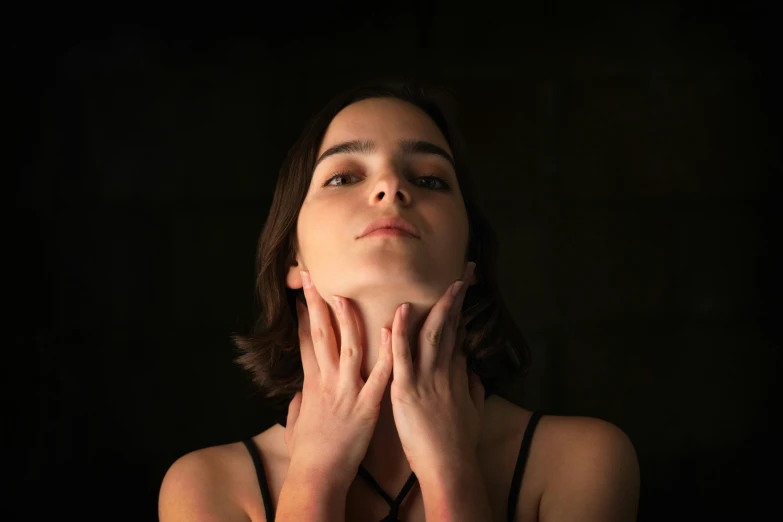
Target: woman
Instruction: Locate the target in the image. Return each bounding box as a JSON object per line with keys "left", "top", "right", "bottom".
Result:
{"left": 158, "top": 82, "right": 640, "bottom": 522}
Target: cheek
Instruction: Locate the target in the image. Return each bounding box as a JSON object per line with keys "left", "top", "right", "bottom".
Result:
{"left": 434, "top": 209, "right": 469, "bottom": 247}
{"left": 297, "top": 204, "right": 351, "bottom": 256}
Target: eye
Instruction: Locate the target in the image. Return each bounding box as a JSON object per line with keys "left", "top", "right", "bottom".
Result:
{"left": 323, "top": 172, "right": 450, "bottom": 190}
{"left": 323, "top": 172, "right": 360, "bottom": 187}
{"left": 415, "top": 175, "right": 450, "bottom": 190}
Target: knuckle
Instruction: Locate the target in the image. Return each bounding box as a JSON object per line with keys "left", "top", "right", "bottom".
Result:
{"left": 319, "top": 378, "right": 336, "bottom": 396}
{"left": 392, "top": 340, "right": 409, "bottom": 358}
{"left": 434, "top": 372, "right": 449, "bottom": 388}
{"left": 443, "top": 313, "right": 455, "bottom": 331}
{"left": 394, "top": 351, "right": 411, "bottom": 368}
{"left": 342, "top": 346, "right": 354, "bottom": 358}
{"left": 311, "top": 325, "right": 327, "bottom": 342}
{"left": 426, "top": 327, "right": 442, "bottom": 345}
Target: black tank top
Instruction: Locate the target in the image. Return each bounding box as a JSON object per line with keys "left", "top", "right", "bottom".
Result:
{"left": 242, "top": 406, "right": 544, "bottom": 522}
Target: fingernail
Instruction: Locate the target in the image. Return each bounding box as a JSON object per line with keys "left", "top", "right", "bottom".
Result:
{"left": 301, "top": 271, "right": 311, "bottom": 288}
{"left": 451, "top": 280, "right": 464, "bottom": 296}
{"left": 331, "top": 295, "right": 343, "bottom": 311}
{"left": 381, "top": 328, "right": 389, "bottom": 344}
{"left": 401, "top": 303, "right": 410, "bottom": 320}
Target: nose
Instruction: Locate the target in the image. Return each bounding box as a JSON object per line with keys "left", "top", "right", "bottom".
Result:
{"left": 370, "top": 172, "right": 410, "bottom": 205}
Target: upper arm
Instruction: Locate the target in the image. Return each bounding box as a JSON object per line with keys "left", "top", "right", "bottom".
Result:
{"left": 159, "top": 450, "right": 255, "bottom": 522}
{"left": 538, "top": 418, "right": 640, "bottom": 522}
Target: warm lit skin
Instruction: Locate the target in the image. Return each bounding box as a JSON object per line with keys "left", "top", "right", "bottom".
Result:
{"left": 156, "top": 95, "right": 640, "bottom": 522}
{"left": 285, "top": 97, "right": 476, "bottom": 506}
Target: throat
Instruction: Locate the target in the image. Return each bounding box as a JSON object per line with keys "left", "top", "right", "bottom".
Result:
{"left": 360, "top": 395, "right": 411, "bottom": 490}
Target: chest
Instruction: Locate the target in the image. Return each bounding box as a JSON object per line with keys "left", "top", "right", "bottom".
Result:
{"left": 343, "top": 465, "right": 525, "bottom": 522}
{"left": 247, "top": 437, "right": 542, "bottom": 522}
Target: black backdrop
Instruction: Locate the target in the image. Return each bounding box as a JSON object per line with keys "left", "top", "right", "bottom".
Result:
{"left": 10, "top": 2, "right": 781, "bottom": 521}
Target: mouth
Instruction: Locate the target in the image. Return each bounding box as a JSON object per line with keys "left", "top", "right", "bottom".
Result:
{"left": 362, "top": 228, "right": 417, "bottom": 238}
{"left": 360, "top": 216, "right": 420, "bottom": 239}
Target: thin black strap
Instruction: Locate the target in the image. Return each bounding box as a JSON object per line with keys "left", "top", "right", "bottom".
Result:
{"left": 357, "top": 465, "right": 418, "bottom": 522}
{"left": 507, "top": 410, "right": 544, "bottom": 522}
{"left": 242, "top": 439, "right": 275, "bottom": 522}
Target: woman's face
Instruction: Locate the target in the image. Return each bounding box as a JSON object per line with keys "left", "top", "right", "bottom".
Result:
{"left": 290, "top": 97, "right": 470, "bottom": 304}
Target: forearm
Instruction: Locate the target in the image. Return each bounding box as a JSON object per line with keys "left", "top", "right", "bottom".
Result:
{"left": 417, "top": 458, "right": 493, "bottom": 522}
{"left": 275, "top": 468, "right": 349, "bottom": 522}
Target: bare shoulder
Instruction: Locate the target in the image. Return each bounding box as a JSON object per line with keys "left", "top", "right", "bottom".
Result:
{"left": 530, "top": 412, "right": 638, "bottom": 463}
{"left": 478, "top": 396, "right": 546, "bottom": 522}
{"left": 536, "top": 414, "right": 641, "bottom": 522}
{"left": 158, "top": 443, "right": 252, "bottom": 522}
{"left": 158, "top": 428, "right": 286, "bottom": 522}
{"left": 482, "top": 397, "right": 639, "bottom": 522}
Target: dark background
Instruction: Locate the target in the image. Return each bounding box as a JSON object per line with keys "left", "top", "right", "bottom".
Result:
{"left": 10, "top": 2, "right": 781, "bottom": 521}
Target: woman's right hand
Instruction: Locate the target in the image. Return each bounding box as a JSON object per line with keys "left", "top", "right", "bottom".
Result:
{"left": 283, "top": 270, "right": 393, "bottom": 491}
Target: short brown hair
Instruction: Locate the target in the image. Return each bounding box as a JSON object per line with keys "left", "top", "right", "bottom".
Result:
{"left": 232, "top": 81, "right": 532, "bottom": 413}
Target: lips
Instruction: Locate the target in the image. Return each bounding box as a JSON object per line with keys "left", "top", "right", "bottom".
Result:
{"left": 359, "top": 215, "right": 420, "bottom": 238}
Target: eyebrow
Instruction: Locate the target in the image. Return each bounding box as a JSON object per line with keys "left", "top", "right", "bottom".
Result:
{"left": 313, "top": 139, "right": 456, "bottom": 170}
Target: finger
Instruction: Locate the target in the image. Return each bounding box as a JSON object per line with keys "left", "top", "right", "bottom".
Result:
{"left": 416, "top": 281, "right": 459, "bottom": 374}
{"left": 300, "top": 271, "right": 340, "bottom": 378}
{"left": 358, "top": 326, "right": 393, "bottom": 408}
{"left": 419, "top": 262, "right": 475, "bottom": 374}
{"left": 296, "top": 300, "right": 319, "bottom": 379}
{"left": 450, "top": 319, "right": 469, "bottom": 376}
{"left": 331, "top": 295, "right": 363, "bottom": 391}
{"left": 436, "top": 269, "right": 472, "bottom": 369}
{"left": 456, "top": 319, "right": 468, "bottom": 357}
{"left": 391, "top": 303, "right": 414, "bottom": 388}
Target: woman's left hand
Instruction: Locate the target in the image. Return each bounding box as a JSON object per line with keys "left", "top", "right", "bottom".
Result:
{"left": 388, "top": 261, "right": 484, "bottom": 481}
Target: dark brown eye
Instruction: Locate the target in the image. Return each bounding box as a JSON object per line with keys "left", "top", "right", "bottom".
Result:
{"left": 323, "top": 172, "right": 450, "bottom": 190}
{"left": 323, "top": 172, "right": 360, "bottom": 187}
{"left": 414, "top": 175, "right": 449, "bottom": 190}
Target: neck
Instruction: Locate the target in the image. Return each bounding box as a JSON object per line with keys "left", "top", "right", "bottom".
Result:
{"left": 361, "top": 384, "right": 411, "bottom": 487}
{"left": 306, "top": 274, "right": 469, "bottom": 488}
{"left": 332, "top": 291, "right": 433, "bottom": 488}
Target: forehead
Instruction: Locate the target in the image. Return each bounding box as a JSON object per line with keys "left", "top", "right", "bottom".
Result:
{"left": 317, "top": 97, "right": 452, "bottom": 156}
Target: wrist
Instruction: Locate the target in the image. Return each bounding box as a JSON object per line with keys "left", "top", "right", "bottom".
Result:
{"left": 277, "top": 473, "right": 349, "bottom": 522}
{"left": 416, "top": 459, "right": 493, "bottom": 522}
{"left": 277, "top": 465, "right": 352, "bottom": 522}
{"left": 411, "top": 455, "right": 481, "bottom": 481}
{"left": 413, "top": 454, "right": 481, "bottom": 488}
{"left": 285, "top": 461, "right": 354, "bottom": 496}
